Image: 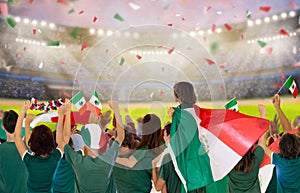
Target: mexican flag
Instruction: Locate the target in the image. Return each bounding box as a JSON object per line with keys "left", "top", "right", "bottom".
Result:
{"left": 283, "top": 75, "right": 298, "bottom": 98}
{"left": 70, "top": 91, "right": 87, "bottom": 115}
{"left": 81, "top": 124, "right": 107, "bottom": 149}
{"left": 87, "top": 90, "right": 102, "bottom": 116}
{"left": 169, "top": 105, "right": 269, "bottom": 192}
{"left": 224, "top": 98, "right": 238, "bottom": 112}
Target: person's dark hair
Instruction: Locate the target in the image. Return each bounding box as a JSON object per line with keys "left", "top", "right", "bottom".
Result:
{"left": 2, "top": 110, "right": 18, "bottom": 134}
{"left": 234, "top": 147, "right": 255, "bottom": 173}
{"left": 279, "top": 133, "right": 300, "bottom": 159}
{"left": 28, "top": 125, "right": 55, "bottom": 156}
{"left": 119, "top": 125, "right": 133, "bottom": 148}
{"left": 164, "top": 123, "right": 171, "bottom": 136}
{"left": 137, "top": 114, "right": 162, "bottom": 154}
{"left": 173, "top": 82, "right": 197, "bottom": 105}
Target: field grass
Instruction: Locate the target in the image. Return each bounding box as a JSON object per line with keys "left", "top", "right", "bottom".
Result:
{"left": 0, "top": 97, "right": 299, "bottom": 133}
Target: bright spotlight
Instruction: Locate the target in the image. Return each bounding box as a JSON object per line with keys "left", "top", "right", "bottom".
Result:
{"left": 255, "top": 19, "right": 262, "bottom": 25}
{"left": 133, "top": 32, "right": 140, "bottom": 39}
{"left": 89, "top": 28, "right": 96, "bottom": 34}
{"left": 14, "top": 17, "right": 21, "bottom": 23}
{"left": 207, "top": 29, "right": 212, "bottom": 34}
{"left": 124, "top": 31, "right": 130, "bottom": 37}
{"left": 216, "top": 28, "right": 222, "bottom": 33}
{"left": 247, "top": 20, "right": 254, "bottom": 27}
{"left": 281, "top": 12, "right": 287, "bottom": 19}
{"left": 198, "top": 30, "right": 204, "bottom": 35}
{"left": 16, "top": 38, "right": 19, "bottom": 42}
{"left": 106, "top": 30, "right": 113, "bottom": 36}
{"left": 32, "top": 20, "right": 38, "bottom": 25}
{"left": 23, "top": 18, "right": 30, "bottom": 24}
{"left": 189, "top": 31, "right": 196, "bottom": 37}
{"left": 97, "top": 29, "right": 104, "bottom": 36}
{"left": 264, "top": 17, "right": 270, "bottom": 23}
{"left": 272, "top": 15, "right": 278, "bottom": 21}
{"left": 41, "top": 21, "right": 47, "bottom": 26}
{"left": 49, "top": 23, "right": 55, "bottom": 29}
{"left": 289, "top": 11, "right": 296, "bottom": 17}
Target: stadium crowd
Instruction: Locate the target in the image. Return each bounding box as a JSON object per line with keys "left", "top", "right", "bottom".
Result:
{"left": 0, "top": 81, "right": 299, "bottom": 193}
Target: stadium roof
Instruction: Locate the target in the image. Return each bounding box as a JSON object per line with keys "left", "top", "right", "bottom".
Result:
{"left": 7, "top": 0, "right": 299, "bottom": 30}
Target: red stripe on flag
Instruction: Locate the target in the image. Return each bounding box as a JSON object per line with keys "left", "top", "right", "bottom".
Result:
{"left": 51, "top": 111, "right": 91, "bottom": 125}
{"left": 194, "top": 106, "right": 269, "bottom": 156}
{"left": 292, "top": 86, "right": 298, "bottom": 98}
{"left": 87, "top": 103, "right": 102, "bottom": 116}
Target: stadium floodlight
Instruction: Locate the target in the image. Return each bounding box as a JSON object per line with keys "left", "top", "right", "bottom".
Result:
{"left": 289, "top": 11, "right": 296, "bottom": 17}
{"left": 255, "top": 19, "right": 262, "bottom": 25}
{"left": 172, "top": 33, "right": 178, "bottom": 39}
{"left": 272, "top": 15, "right": 278, "bottom": 21}
{"left": 264, "top": 17, "right": 270, "bottom": 23}
{"left": 89, "top": 28, "right": 96, "bottom": 35}
{"left": 39, "top": 62, "right": 44, "bottom": 69}
{"left": 16, "top": 38, "right": 19, "bottom": 42}
{"left": 247, "top": 40, "right": 251, "bottom": 44}
{"left": 41, "top": 21, "right": 47, "bottom": 26}
{"left": 207, "top": 29, "right": 212, "bottom": 34}
{"left": 97, "top": 29, "right": 104, "bottom": 36}
{"left": 147, "top": 51, "right": 151, "bottom": 55}
{"left": 159, "top": 51, "right": 164, "bottom": 55}
{"left": 216, "top": 28, "right": 222, "bottom": 33}
{"left": 280, "top": 12, "right": 287, "bottom": 19}
{"left": 19, "top": 39, "right": 23, "bottom": 43}
{"left": 106, "top": 30, "right": 113, "bottom": 36}
{"left": 198, "top": 30, "right": 204, "bottom": 35}
{"left": 32, "top": 20, "right": 38, "bottom": 25}
{"left": 28, "top": 40, "right": 32, "bottom": 44}
{"left": 189, "top": 31, "right": 196, "bottom": 37}
{"left": 32, "top": 41, "right": 36, "bottom": 44}
{"left": 23, "top": 18, "right": 30, "bottom": 24}
{"left": 36, "top": 42, "right": 40, "bottom": 45}
{"left": 133, "top": 32, "right": 140, "bottom": 39}
{"left": 151, "top": 51, "right": 155, "bottom": 55}
{"left": 124, "top": 31, "right": 130, "bottom": 37}
{"left": 14, "top": 17, "right": 21, "bottom": 23}
{"left": 24, "top": 39, "right": 28, "bottom": 43}
{"left": 49, "top": 23, "right": 55, "bottom": 29}
{"left": 247, "top": 20, "right": 254, "bottom": 27}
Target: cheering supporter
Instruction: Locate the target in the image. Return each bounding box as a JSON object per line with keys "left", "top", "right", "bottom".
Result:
{"left": 14, "top": 100, "right": 65, "bottom": 193}
{"left": 0, "top": 110, "right": 27, "bottom": 193}
{"left": 56, "top": 100, "right": 124, "bottom": 193}
{"left": 115, "top": 113, "right": 163, "bottom": 193}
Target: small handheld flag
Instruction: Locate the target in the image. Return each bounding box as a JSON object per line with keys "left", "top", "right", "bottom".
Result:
{"left": 87, "top": 90, "right": 102, "bottom": 116}
{"left": 224, "top": 98, "right": 239, "bottom": 112}
{"left": 278, "top": 75, "right": 298, "bottom": 98}
{"left": 70, "top": 91, "right": 87, "bottom": 114}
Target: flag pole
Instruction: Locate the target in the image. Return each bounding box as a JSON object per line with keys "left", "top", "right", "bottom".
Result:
{"left": 277, "top": 76, "right": 290, "bottom": 94}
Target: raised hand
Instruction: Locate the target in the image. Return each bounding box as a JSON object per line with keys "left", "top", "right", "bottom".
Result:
{"left": 25, "top": 114, "right": 35, "bottom": 125}
{"left": 272, "top": 94, "right": 281, "bottom": 110}
{"left": 21, "top": 100, "right": 31, "bottom": 113}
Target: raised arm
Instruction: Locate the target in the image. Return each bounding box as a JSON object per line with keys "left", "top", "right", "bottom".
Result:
{"left": 152, "top": 154, "right": 167, "bottom": 192}
{"left": 24, "top": 114, "right": 35, "bottom": 147}
{"left": 272, "top": 94, "right": 292, "bottom": 133}
{"left": 14, "top": 100, "right": 31, "bottom": 157}
{"left": 108, "top": 100, "right": 124, "bottom": 145}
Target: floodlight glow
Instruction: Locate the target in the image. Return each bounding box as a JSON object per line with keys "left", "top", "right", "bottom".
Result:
{"left": 89, "top": 28, "right": 96, "bottom": 34}
{"left": 198, "top": 30, "right": 204, "bottom": 35}
{"left": 14, "top": 17, "right": 21, "bottom": 23}
{"left": 289, "top": 11, "right": 296, "bottom": 17}
{"left": 272, "top": 15, "right": 278, "bottom": 21}
{"left": 41, "top": 21, "right": 47, "bottom": 26}
{"left": 23, "top": 18, "right": 30, "bottom": 24}
{"left": 32, "top": 20, "right": 38, "bottom": 25}
{"left": 247, "top": 20, "right": 254, "bottom": 27}
{"left": 264, "top": 17, "right": 270, "bottom": 23}
{"left": 216, "top": 28, "right": 222, "bottom": 33}
{"left": 280, "top": 12, "right": 287, "bottom": 19}
{"left": 49, "top": 23, "right": 55, "bottom": 29}
{"left": 106, "top": 30, "right": 113, "bottom": 36}
{"left": 255, "top": 19, "right": 262, "bottom": 25}
{"left": 189, "top": 31, "right": 196, "bottom": 37}
{"left": 97, "top": 29, "right": 104, "bottom": 36}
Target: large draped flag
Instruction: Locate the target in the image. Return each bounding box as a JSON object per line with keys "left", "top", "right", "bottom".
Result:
{"left": 169, "top": 105, "right": 269, "bottom": 193}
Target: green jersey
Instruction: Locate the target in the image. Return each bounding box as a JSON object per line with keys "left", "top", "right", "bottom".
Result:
{"left": 0, "top": 142, "right": 27, "bottom": 193}
{"left": 64, "top": 141, "right": 120, "bottom": 193}
{"left": 23, "top": 148, "right": 62, "bottom": 193}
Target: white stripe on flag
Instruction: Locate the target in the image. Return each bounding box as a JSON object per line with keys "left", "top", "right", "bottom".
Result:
{"left": 259, "top": 164, "right": 275, "bottom": 193}
{"left": 86, "top": 124, "right": 102, "bottom": 149}
{"left": 30, "top": 112, "right": 58, "bottom": 128}
{"left": 185, "top": 108, "right": 242, "bottom": 181}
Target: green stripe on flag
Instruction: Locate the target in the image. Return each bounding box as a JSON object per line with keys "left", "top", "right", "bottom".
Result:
{"left": 93, "top": 90, "right": 99, "bottom": 99}
{"left": 224, "top": 98, "right": 237, "bottom": 109}
{"left": 71, "top": 91, "right": 84, "bottom": 104}
{"left": 284, "top": 76, "right": 293, "bottom": 88}
{"left": 81, "top": 126, "right": 91, "bottom": 147}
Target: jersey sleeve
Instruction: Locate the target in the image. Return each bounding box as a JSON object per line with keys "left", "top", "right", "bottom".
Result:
{"left": 64, "top": 144, "right": 83, "bottom": 165}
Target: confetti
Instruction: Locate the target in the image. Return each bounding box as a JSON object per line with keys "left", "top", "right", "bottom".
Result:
{"left": 240, "top": 34, "right": 244, "bottom": 39}
{"left": 211, "top": 24, "right": 216, "bottom": 32}
{"left": 207, "top": 6, "right": 212, "bottom": 12}
{"left": 56, "top": 0, "right": 69, "bottom": 5}
{"left": 205, "top": 58, "right": 215, "bottom": 65}
{"left": 32, "top": 28, "right": 36, "bottom": 35}
{"left": 114, "top": 13, "right": 124, "bottom": 21}
{"left": 47, "top": 41, "right": 60, "bottom": 46}
{"left": 181, "top": 17, "right": 185, "bottom": 21}
{"left": 129, "top": 2, "right": 140, "bottom": 10}
{"left": 220, "top": 65, "right": 226, "bottom": 69}
{"left": 59, "top": 61, "right": 65, "bottom": 64}
{"left": 161, "top": 67, "right": 164, "bottom": 72}
{"left": 210, "top": 42, "right": 218, "bottom": 54}
{"left": 159, "top": 90, "right": 163, "bottom": 96}
{"left": 79, "top": 10, "right": 84, "bottom": 14}
{"left": 56, "top": 32, "right": 60, "bottom": 38}
{"left": 224, "top": 23, "right": 232, "bottom": 31}
{"left": 290, "top": 1, "right": 298, "bottom": 9}
{"left": 105, "top": 49, "right": 109, "bottom": 54}
{"left": 259, "top": 6, "right": 271, "bottom": 12}
{"left": 93, "top": 16, "right": 98, "bottom": 23}
{"left": 16, "top": 53, "right": 18, "bottom": 58}
{"left": 246, "top": 10, "right": 251, "bottom": 19}
{"left": 23, "top": 47, "right": 26, "bottom": 51}
{"left": 119, "top": 57, "right": 125, "bottom": 66}
{"left": 260, "top": 47, "right": 273, "bottom": 54}
{"left": 279, "top": 29, "right": 289, "bottom": 36}
{"left": 81, "top": 42, "right": 88, "bottom": 51}
{"left": 203, "top": 36, "right": 206, "bottom": 43}
{"left": 68, "top": 8, "right": 75, "bottom": 14}
{"left": 6, "top": 16, "right": 16, "bottom": 28}
{"left": 136, "top": 55, "right": 142, "bottom": 60}
{"left": 167, "top": 23, "right": 173, "bottom": 26}
{"left": 168, "top": 47, "right": 175, "bottom": 54}
{"left": 257, "top": 40, "right": 267, "bottom": 48}
{"left": 70, "top": 27, "right": 78, "bottom": 38}
{"left": 150, "top": 91, "right": 155, "bottom": 98}
{"left": 281, "top": 71, "right": 286, "bottom": 79}
{"left": 28, "top": 0, "right": 34, "bottom": 4}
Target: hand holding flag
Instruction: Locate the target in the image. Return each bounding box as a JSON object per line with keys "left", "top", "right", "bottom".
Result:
{"left": 87, "top": 90, "right": 102, "bottom": 116}
{"left": 70, "top": 91, "right": 87, "bottom": 115}
{"left": 277, "top": 75, "right": 298, "bottom": 98}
